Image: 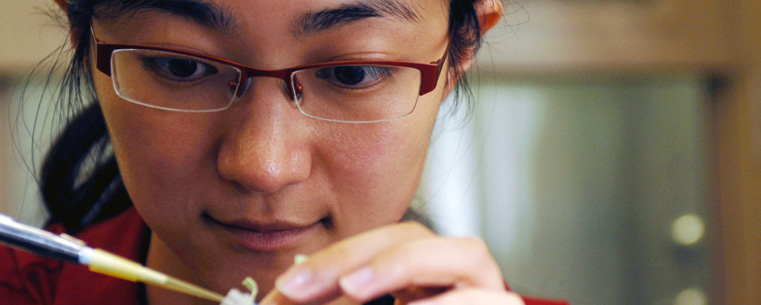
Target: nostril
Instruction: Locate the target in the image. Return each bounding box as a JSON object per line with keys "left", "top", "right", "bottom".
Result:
{"left": 217, "top": 145, "right": 312, "bottom": 194}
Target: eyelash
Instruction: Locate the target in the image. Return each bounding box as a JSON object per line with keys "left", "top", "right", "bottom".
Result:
{"left": 140, "top": 56, "right": 218, "bottom": 84}
{"left": 313, "top": 65, "right": 394, "bottom": 90}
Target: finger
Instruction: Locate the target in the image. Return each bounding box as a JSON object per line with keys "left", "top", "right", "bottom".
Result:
{"left": 393, "top": 286, "right": 449, "bottom": 303}
{"left": 258, "top": 288, "right": 346, "bottom": 305}
{"left": 268, "top": 222, "right": 434, "bottom": 303}
{"left": 407, "top": 288, "right": 525, "bottom": 305}
{"left": 338, "top": 236, "right": 505, "bottom": 303}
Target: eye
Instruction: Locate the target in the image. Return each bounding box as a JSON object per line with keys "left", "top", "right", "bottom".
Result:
{"left": 142, "top": 56, "right": 218, "bottom": 82}
{"left": 315, "top": 65, "right": 393, "bottom": 89}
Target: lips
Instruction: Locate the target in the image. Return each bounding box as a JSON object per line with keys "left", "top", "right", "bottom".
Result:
{"left": 202, "top": 213, "right": 321, "bottom": 252}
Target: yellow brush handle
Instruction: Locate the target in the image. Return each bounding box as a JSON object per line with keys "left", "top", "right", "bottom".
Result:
{"left": 88, "top": 249, "right": 167, "bottom": 283}
{"left": 85, "top": 249, "right": 224, "bottom": 302}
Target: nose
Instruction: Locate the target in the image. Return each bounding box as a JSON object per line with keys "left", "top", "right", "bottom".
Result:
{"left": 216, "top": 78, "right": 312, "bottom": 194}
{"left": 235, "top": 74, "right": 301, "bottom": 102}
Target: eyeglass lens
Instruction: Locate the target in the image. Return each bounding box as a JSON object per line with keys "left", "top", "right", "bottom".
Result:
{"left": 110, "top": 49, "right": 423, "bottom": 122}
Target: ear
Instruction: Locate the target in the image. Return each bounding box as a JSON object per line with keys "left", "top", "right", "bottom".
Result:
{"left": 54, "top": 0, "right": 68, "bottom": 12}
{"left": 477, "top": 0, "right": 505, "bottom": 34}
{"left": 462, "top": 0, "right": 504, "bottom": 72}
{"left": 442, "top": 0, "right": 504, "bottom": 95}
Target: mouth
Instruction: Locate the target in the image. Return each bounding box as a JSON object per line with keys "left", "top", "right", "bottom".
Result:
{"left": 202, "top": 213, "right": 324, "bottom": 252}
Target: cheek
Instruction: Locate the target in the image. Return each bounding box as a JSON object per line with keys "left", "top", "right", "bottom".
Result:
{"left": 97, "top": 84, "right": 219, "bottom": 227}
{"left": 323, "top": 97, "right": 440, "bottom": 232}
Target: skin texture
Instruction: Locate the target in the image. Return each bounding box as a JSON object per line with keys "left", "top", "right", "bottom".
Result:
{"left": 89, "top": 0, "right": 519, "bottom": 304}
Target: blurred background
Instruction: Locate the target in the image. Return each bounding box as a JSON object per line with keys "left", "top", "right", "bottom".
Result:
{"left": 1, "top": 0, "right": 759, "bottom": 305}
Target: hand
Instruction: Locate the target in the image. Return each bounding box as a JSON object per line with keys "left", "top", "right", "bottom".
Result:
{"left": 259, "top": 222, "right": 525, "bottom": 305}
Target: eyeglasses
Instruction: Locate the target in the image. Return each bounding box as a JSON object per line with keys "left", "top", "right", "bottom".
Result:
{"left": 93, "top": 32, "right": 449, "bottom": 123}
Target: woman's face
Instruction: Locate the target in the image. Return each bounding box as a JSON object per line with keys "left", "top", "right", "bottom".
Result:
{"left": 92, "top": 0, "right": 452, "bottom": 295}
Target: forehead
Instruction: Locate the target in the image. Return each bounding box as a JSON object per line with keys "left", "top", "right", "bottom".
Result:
{"left": 94, "top": 0, "right": 451, "bottom": 68}
{"left": 102, "top": 0, "right": 448, "bottom": 36}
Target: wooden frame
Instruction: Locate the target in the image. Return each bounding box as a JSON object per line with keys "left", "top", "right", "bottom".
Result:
{"left": 478, "top": 0, "right": 738, "bottom": 74}
{"left": 711, "top": 1, "right": 761, "bottom": 304}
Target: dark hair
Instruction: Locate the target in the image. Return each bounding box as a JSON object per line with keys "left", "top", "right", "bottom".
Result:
{"left": 38, "top": 0, "right": 486, "bottom": 233}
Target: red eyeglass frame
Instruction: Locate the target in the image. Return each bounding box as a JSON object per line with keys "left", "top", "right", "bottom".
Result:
{"left": 93, "top": 34, "right": 450, "bottom": 101}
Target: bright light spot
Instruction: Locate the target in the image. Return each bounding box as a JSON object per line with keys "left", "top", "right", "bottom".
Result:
{"left": 674, "top": 288, "right": 707, "bottom": 305}
{"left": 671, "top": 214, "right": 705, "bottom": 246}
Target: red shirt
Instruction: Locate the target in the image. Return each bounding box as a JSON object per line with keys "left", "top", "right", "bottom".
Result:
{"left": 0, "top": 208, "right": 568, "bottom": 305}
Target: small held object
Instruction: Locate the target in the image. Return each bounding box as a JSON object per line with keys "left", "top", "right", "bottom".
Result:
{"left": 220, "top": 277, "right": 259, "bottom": 305}
{"left": 219, "top": 254, "right": 307, "bottom": 305}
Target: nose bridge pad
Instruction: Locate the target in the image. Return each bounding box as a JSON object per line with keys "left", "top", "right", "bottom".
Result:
{"left": 281, "top": 78, "right": 303, "bottom": 105}
{"left": 236, "top": 77, "right": 252, "bottom": 98}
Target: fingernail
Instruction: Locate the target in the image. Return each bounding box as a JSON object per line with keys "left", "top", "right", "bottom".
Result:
{"left": 275, "top": 267, "right": 314, "bottom": 299}
{"left": 339, "top": 266, "right": 375, "bottom": 295}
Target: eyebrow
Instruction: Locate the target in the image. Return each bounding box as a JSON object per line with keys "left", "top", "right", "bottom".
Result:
{"left": 100, "top": 0, "right": 238, "bottom": 33}
{"left": 292, "top": 0, "right": 422, "bottom": 36}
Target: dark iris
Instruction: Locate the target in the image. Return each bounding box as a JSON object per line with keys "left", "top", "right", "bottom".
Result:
{"left": 167, "top": 59, "right": 199, "bottom": 78}
{"left": 334, "top": 66, "right": 365, "bottom": 85}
